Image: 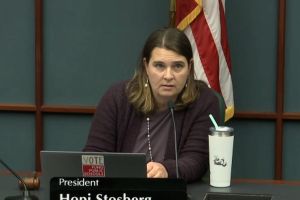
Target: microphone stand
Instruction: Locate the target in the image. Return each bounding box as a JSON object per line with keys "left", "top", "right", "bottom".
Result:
{"left": 0, "top": 159, "right": 39, "bottom": 200}
{"left": 169, "top": 102, "right": 193, "bottom": 200}
{"left": 168, "top": 101, "right": 179, "bottom": 179}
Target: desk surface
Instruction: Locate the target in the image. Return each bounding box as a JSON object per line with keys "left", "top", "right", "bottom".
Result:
{"left": 1, "top": 174, "right": 300, "bottom": 200}
{"left": 188, "top": 179, "right": 300, "bottom": 200}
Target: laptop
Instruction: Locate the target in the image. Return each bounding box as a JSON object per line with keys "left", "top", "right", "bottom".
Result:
{"left": 40, "top": 150, "right": 147, "bottom": 187}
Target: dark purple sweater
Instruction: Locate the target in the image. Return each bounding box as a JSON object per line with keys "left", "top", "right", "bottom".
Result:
{"left": 83, "top": 80, "right": 220, "bottom": 182}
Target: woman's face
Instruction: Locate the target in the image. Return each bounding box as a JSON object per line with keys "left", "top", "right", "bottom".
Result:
{"left": 144, "top": 47, "right": 191, "bottom": 107}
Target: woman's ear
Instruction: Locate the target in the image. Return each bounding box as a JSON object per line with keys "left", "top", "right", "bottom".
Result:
{"left": 143, "top": 58, "right": 149, "bottom": 74}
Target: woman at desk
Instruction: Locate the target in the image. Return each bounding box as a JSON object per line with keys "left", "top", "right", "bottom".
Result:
{"left": 83, "top": 27, "right": 220, "bottom": 182}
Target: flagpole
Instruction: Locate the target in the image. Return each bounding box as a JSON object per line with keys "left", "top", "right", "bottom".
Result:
{"left": 169, "top": 0, "right": 176, "bottom": 27}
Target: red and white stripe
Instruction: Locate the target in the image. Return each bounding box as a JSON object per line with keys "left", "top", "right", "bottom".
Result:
{"left": 176, "top": 0, "right": 234, "bottom": 120}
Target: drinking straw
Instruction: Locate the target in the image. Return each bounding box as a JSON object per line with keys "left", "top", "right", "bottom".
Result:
{"left": 209, "top": 114, "right": 219, "bottom": 129}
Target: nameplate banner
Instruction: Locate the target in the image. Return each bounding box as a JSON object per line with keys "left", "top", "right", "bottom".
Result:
{"left": 50, "top": 177, "right": 187, "bottom": 200}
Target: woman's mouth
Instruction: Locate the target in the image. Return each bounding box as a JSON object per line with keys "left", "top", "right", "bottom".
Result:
{"left": 161, "top": 84, "right": 174, "bottom": 89}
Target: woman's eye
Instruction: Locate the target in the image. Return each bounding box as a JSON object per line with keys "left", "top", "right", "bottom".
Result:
{"left": 173, "top": 63, "right": 184, "bottom": 71}
{"left": 174, "top": 64, "right": 183, "bottom": 68}
{"left": 154, "top": 63, "right": 164, "bottom": 68}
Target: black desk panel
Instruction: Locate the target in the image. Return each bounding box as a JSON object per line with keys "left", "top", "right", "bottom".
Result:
{"left": 1, "top": 175, "right": 300, "bottom": 200}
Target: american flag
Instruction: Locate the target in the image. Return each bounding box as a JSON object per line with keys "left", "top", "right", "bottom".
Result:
{"left": 175, "top": 0, "right": 234, "bottom": 121}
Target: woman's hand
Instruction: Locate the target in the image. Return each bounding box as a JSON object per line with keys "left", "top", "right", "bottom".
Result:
{"left": 147, "top": 161, "right": 168, "bottom": 178}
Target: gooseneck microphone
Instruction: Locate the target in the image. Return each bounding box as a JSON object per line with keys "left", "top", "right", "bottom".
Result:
{"left": 168, "top": 101, "right": 179, "bottom": 179}
{"left": 0, "top": 158, "right": 38, "bottom": 200}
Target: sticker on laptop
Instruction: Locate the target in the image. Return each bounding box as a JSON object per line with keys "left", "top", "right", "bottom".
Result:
{"left": 82, "top": 155, "right": 105, "bottom": 177}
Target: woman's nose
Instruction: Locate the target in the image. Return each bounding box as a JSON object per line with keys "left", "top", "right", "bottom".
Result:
{"left": 163, "top": 67, "right": 174, "bottom": 80}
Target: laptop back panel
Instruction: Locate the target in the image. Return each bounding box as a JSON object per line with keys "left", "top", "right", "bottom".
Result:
{"left": 40, "top": 151, "right": 147, "bottom": 187}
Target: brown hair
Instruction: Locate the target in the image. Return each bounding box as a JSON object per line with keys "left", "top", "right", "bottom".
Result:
{"left": 126, "top": 27, "right": 200, "bottom": 114}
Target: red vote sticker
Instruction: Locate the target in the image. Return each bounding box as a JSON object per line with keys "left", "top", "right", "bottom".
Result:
{"left": 81, "top": 155, "right": 105, "bottom": 177}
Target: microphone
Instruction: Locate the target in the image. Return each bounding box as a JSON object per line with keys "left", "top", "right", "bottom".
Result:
{"left": 168, "top": 102, "right": 192, "bottom": 200}
{"left": 168, "top": 101, "right": 179, "bottom": 179}
{"left": 0, "top": 158, "right": 39, "bottom": 200}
